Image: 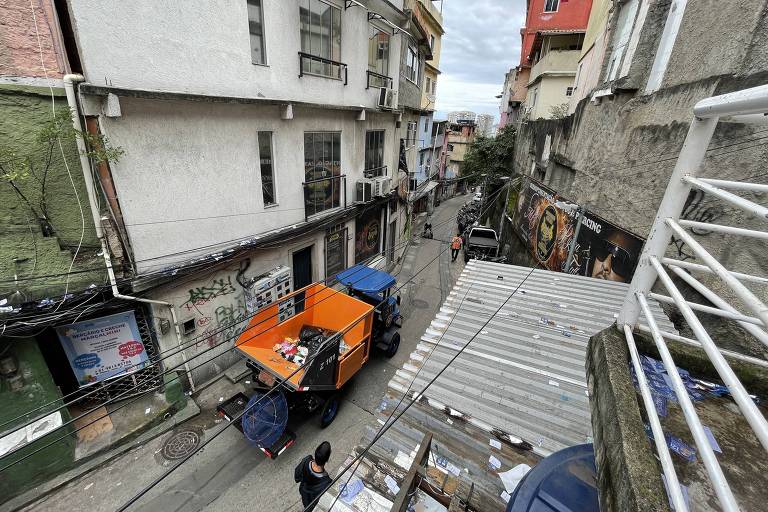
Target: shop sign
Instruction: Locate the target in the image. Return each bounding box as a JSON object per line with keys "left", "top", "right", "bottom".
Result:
{"left": 355, "top": 206, "right": 382, "bottom": 263}
{"left": 55, "top": 311, "right": 148, "bottom": 387}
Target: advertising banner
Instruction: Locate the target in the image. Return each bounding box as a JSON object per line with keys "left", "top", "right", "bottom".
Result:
{"left": 514, "top": 177, "right": 644, "bottom": 283}
{"left": 355, "top": 206, "right": 383, "bottom": 263}
{"left": 55, "top": 311, "right": 148, "bottom": 387}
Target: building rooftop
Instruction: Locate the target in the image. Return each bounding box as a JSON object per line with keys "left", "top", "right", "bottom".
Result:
{"left": 319, "top": 261, "right": 674, "bottom": 511}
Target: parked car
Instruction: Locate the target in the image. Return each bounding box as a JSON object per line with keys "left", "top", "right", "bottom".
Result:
{"left": 464, "top": 226, "right": 500, "bottom": 263}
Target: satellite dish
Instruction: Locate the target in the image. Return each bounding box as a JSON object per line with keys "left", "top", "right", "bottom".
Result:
{"left": 241, "top": 390, "right": 288, "bottom": 448}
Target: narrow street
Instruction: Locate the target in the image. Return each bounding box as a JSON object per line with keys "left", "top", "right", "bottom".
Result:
{"left": 19, "top": 193, "right": 470, "bottom": 512}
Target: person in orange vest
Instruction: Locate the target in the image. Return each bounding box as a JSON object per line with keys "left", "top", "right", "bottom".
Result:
{"left": 450, "top": 233, "right": 463, "bottom": 262}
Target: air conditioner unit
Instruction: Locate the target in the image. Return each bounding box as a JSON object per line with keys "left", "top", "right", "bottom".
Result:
{"left": 372, "top": 176, "right": 391, "bottom": 197}
{"left": 377, "top": 87, "right": 397, "bottom": 110}
{"left": 356, "top": 178, "right": 374, "bottom": 202}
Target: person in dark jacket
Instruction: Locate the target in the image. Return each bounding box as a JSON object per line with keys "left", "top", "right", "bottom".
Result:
{"left": 294, "top": 441, "right": 332, "bottom": 511}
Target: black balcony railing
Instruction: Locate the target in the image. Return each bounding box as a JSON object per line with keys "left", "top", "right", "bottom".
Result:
{"left": 366, "top": 70, "right": 393, "bottom": 89}
{"left": 302, "top": 174, "right": 347, "bottom": 220}
{"left": 363, "top": 165, "right": 387, "bottom": 179}
{"left": 299, "top": 52, "right": 348, "bottom": 84}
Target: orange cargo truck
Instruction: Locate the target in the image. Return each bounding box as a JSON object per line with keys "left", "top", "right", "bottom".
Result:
{"left": 217, "top": 274, "right": 399, "bottom": 459}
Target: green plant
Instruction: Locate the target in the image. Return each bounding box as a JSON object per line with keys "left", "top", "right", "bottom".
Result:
{"left": 549, "top": 103, "right": 569, "bottom": 120}
{"left": 461, "top": 124, "right": 517, "bottom": 185}
{"left": 0, "top": 108, "right": 123, "bottom": 236}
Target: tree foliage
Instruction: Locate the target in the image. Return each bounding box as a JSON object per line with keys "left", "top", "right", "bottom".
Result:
{"left": 461, "top": 124, "right": 517, "bottom": 185}
{"left": 0, "top": 108, "right": 124, "bottom": 236}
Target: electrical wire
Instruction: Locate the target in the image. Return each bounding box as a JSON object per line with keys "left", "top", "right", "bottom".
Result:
{"left": 0, "top": 190, "right": 508, "bottom": 450}
{"left": 111, "top": 214, "right": 486, "bottom": 512}
{"left": 304, "top": 266, "right": 537, "bottom": 512}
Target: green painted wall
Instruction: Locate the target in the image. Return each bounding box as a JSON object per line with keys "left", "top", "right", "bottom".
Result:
{"left": 0, "top": 84, "right": 106, "bottom": 299}
{"left": 0, "top": 338, "right": 75, "bottom": 499}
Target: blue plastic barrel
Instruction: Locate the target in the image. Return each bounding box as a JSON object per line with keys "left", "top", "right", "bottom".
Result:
{"left": 507, "top": 444, "right": 599, "bottom": 512}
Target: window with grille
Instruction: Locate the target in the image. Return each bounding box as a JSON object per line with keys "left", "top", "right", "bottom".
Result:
{"left": 247, "top": 0, "right": 266, "bottom": 64}
{"left": 365, "top": 130, "right": 385, "bottom": 178}
{"left": 258, "top": 131, "right": 276, "bottom": 205}
{"left": 299, "top": 0, "right": 342, "bottom": 78}
{"left": 544, "top": 0, "right": 559, "bottom": 12}
{"left": 405, "top": 45, "right": 419, "bottom": 83}
{"left": 368, "top": 24, "right": 390, "bottom": 87}
{"left": 304, "top": 132, "right": 342, "bottom": 216}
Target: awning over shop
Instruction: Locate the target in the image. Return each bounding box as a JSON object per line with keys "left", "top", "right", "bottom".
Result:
{"left": 408, "top": 180, "right": 438, "bottom": 202}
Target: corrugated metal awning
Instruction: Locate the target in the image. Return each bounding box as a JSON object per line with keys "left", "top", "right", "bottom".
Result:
{"left": 321, "top": 262, "right": 675, "bottom": 511}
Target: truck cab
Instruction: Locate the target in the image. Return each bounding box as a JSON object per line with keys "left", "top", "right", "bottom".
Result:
{"left": 464, "top": 226, "right": 500, "bottom": 263}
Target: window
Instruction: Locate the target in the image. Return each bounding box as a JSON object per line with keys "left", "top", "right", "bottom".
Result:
{"left": 565, "top": 86, "right": 574, "bottom": 97}
{"left": 431, "top": 79, "right": 437, "bottom": 95}
{"left": 304, "top": 132, "right": 342, "bottom": 216}
{"left": 368, "top": 24, "right": 390, "bottom": 87}
{"left": 544, "top": 0, "right": 559, "bottom": 12}
{"left": 364, "top": 130, "right": 385, "bottom": 178}
{"left": 405, "top": 121, "right": 417, "bottom": 148}
{"left": 258, "top": 131, "right": 275, "bottom": 206}
{"left": 425, "top": 77, "right": 431, "bottom": 95}
{"left": 405, "top": 45, "right": 419, "bottom": 83}
{"left": 430, "top": 34, "right": 435, "bottom": 50}
{"left": 299, "top": 0, "right": 342, "bottom": 78}
{"left": 247, "top": 0, "right": 266, "bottom": 64}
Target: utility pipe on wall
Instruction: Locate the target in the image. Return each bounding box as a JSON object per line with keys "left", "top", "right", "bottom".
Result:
{"left": 62, "top": 74, "right": 196, "bottom": 393}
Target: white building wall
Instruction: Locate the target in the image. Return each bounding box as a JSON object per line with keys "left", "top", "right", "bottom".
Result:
{"left": 526, "top": 75, "right": 576, "bottom": 120}
{"left": 66, "top": 0, "right": 403, "bottom": 108}
{"left": 99, "top": 98, "right": 399, "bottom": 272}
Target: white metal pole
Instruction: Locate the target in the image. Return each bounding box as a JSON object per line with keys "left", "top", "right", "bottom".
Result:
{"left": 637, "top": 293, "right": 741, "bottom": 512}
{"left": 666, "top": 220, "right": 768, "bottom": 326}
{"left": 698, "top": 178, "right": 768, "bottom": 193}
{"left": 618, "top": 115, "right": 719, "bottom": 326}
{"left": 661, "top": 257, "right": 768, "bottom": 285}
{"left": 649, "top": 257, "right": 768, "bottom": 451}
{"left": 693, "top": 84, "right": 768, "bottom": 118}
{"left": 666, "top": 263, "right": 768, "bottom": 348}
{"left": 648, "top": 292, "right": 765, "bottom": 326}
{"left": 636, "top": 325, "right": 768, "bottom": 368}
{"left": 676, "top": 220, "right": 768, "bottom": 240}
{"left": 684, "top": 176, "right": 768, "bottom": 220}
{"left": 623, "top": 325, "right": 689, "bottom": 512}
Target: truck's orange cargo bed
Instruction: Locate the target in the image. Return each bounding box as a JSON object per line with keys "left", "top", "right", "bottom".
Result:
{"left": 235, "top": 283, "right": 374, "bottom": 390}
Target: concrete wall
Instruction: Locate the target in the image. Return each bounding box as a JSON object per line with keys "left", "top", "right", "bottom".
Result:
{"left": 0, "top": 86, "right": 105, "bottom": 298}
{"left": 65, "top": 0, "right": 403, "bottom": 108}
{"left": 97, "top": 97, "right": 399, "bottom": 271}
{"left": 529, "top": 49, "right": 581, "bottom": 83}
{"left": 526, "top": 74, "right": 575, "bottom": 119}
{"left": 513, "top": 0, "right": 768, "bottom": 353}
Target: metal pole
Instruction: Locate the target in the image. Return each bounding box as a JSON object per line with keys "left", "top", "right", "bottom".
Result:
{"left": 565, "top": 206, "right": 584, "bottom": 272}
{"left": 617, "top": 115, "right": 719, "bottom": 326}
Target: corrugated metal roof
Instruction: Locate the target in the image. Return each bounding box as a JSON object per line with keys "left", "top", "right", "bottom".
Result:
{"left": 320, "top": 262, "right": 675, "bottom": 511}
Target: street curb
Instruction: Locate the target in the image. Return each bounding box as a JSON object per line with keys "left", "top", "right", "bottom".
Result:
{"left": 1, "top": 400, "right": 201, "bottom": 512}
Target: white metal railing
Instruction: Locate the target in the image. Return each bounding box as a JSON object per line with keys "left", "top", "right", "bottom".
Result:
{"left": 618, "top": 84, "right": 768, "bottom": 512}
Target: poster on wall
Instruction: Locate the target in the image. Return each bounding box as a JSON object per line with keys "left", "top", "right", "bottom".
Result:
{"left": 325, "top": 227, "right": 348, "bottom": 281}
{"left": 355, "top": 206, "right": 383, "bottom": 263}
{"left": 55, "top": 311, "right": 148, "bottom": 387}
{"left": 514, "top": 177, "right": 644, "bottom": 283}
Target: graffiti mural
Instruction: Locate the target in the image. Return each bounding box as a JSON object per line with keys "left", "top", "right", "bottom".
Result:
{"left": 514, "top": 177, "right": 645, "bottom": 283}
{"left": 669, "top": 190, "right": 725, "bottom": 261}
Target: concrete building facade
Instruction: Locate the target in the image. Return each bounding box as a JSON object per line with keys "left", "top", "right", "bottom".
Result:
{"left": 476, "top": 113, "right": 495, "bottom": 137}
{"left": 501, "top": 0, "right": 593, "bottom": 121}
{"left": 512, "top": 0, "right": 768, "bottom": 358}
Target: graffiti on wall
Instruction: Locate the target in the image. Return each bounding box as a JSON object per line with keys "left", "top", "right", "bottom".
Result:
{"left": 669, "top": 190, "right": 725, "bottom": 261}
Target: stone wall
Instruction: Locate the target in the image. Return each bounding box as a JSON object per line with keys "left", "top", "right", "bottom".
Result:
{"left": 586, "top": 326, "right": 671, "bottom": 512}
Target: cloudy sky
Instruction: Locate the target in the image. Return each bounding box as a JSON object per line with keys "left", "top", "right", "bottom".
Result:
{"left": 434, "top": 0, "right": 526, "bottom": 122}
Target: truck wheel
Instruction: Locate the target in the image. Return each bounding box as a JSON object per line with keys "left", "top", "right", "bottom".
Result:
{"left": 385, "top": 332, "right": 401, "bottom": 358}
{"left": 320, "top": 394, "right": 340, "bottom": 428}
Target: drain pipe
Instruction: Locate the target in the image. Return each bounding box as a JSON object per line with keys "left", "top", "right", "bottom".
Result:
{"left": 62, "top": 74, "right": 196, "bottom": 393}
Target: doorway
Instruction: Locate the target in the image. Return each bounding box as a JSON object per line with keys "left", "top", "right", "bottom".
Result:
{"left": 292, "top": 245, "right": 313, "bottom": 290}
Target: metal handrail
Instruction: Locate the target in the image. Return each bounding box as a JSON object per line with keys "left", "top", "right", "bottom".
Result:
{"left": 618, "top": 84, "right": 768, "bottom": 512}
{"left": 298, "top": 52, "right": 348, "bottom": 85}
{"left": 365, "top": 70, "right": 393, "bottom": 89}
